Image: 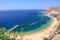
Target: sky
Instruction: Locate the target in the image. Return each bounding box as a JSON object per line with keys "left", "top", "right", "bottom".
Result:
{"left": 0, "top": 0, "right": 60, "bottom": 10}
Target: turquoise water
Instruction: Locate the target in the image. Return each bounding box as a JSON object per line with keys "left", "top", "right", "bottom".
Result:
{"left": 0, "top": 10, "right": 51, "bottom": 33}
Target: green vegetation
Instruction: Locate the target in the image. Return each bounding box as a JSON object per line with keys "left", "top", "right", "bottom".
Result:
{"left": 0, "top": 28, "right": 15, "bottom": 40}
{"left": 0, "top": 27, "right": 24, "bottom": 40}
{"left": 44, "top": 38, "right": 49, "bottom": 40}
{"left": 0, "top": 28, "right": 24, "bottom": 40}
{"left": 57, "top": 31, "right": 60, "bottom": 34}
{"left": 56, "top": 24, "right": 60, "bottom": 34}
{"left": 57, "top": 24, "right": 60, "bottom": 29}
{"left": 20, "top": 27, "right": 24, "bottom": 40}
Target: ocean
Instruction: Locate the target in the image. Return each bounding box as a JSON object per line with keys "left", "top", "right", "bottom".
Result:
{"left": 0, "top": 10, "right": 51, "bottom": 33}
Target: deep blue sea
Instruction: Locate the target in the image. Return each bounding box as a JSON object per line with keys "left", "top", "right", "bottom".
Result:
{"left": 0, "top": 10, "right": 51, "bottom": 33}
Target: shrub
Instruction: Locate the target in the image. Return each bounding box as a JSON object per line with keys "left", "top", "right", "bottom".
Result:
{"left": 44, "top": 38, "right": 49, "bottom": 40}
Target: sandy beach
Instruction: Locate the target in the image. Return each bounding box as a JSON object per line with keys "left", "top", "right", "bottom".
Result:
{"left": 9, "top": 14, "right": 58, "bottom": 40}
{"left": 0, "top": 0, "right": 60, "bottom": 40}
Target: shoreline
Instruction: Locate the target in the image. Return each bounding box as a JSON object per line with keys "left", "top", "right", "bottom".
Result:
{"left": 24, "top": 15, "right": 56, "bottom": 35}
{"left": 23, "top": 18, "right": 52, "bottom": 34}
{"left": 9, "top": 14, "right": 58, "bottom": 40}
{"left": 11, "top": 16, "right": 52, "bottom": 35}
{"left": 22, "top": 15, "right": 58, "bottom": 40}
